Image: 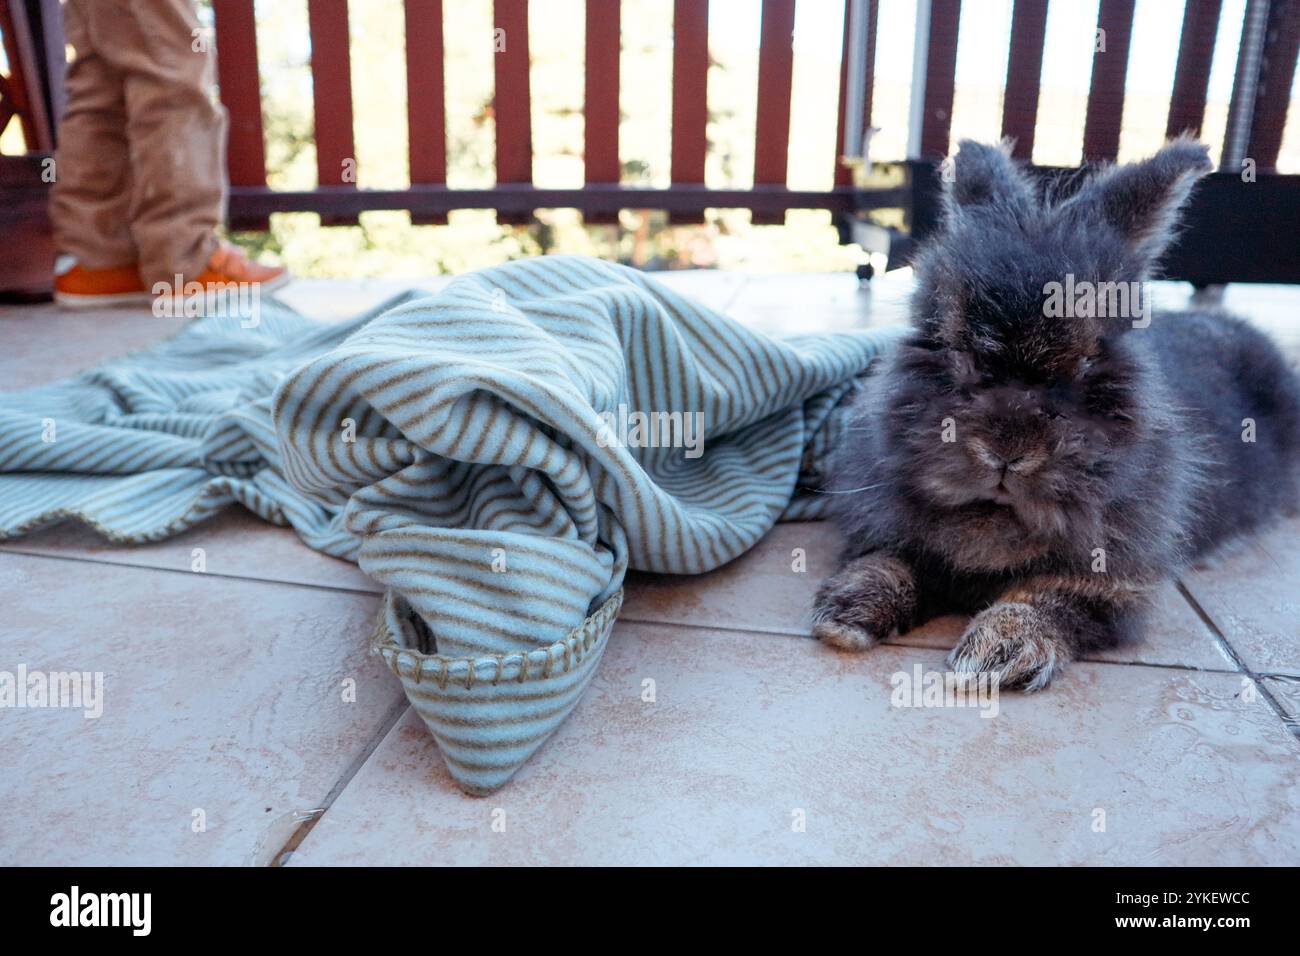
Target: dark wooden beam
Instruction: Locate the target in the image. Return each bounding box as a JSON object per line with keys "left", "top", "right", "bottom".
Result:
{"left": 226, "top": 183, "right": 907, "bottom": 218}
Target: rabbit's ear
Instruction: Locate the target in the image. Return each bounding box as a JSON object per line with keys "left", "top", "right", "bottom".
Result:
{"left": 944, "top": 139, "right": 1038, "bottom": 216}
{"left": 1062, "top": 137, "right": 1212, "bottom": 267}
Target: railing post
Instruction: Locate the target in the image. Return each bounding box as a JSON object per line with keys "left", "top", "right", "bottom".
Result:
{"left": 494, "top": 0, "right": 533, "bottom": 225}
{"left": 406, "top": 0, "right": 448, "bottom": 225}
{"left": 584, "top": 0, "right": 621, "bottom": 225}
{"left": 669, "top": 0, "right": 708, "bottom": 224}
{"left": 213, "top": 0, "right": 269, "bottom": 230}
{"left": 306, "top": 0, "right": 359, "bottom": 225}
{"left": 1001, "top": 0, "right": 1048, "bottom": 160}
{"left": 752, "top": 0, "right": 795, "bottom": 224}
{"left": 1166, "top": 0, "right": 1223, "bottom": 139}
{"left": 1082, "top": 0, "right": 1136, "bottom": 162}
{"left": 910, "top": 0, "right": 959, "bottom": 160}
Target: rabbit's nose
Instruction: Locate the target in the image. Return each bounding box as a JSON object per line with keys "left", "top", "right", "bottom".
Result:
{"left": 1007, "top": 452, "right": 1044, "bottom": 475}
{"left": 967, "top": 439, "right": 1007, "bottom": 472}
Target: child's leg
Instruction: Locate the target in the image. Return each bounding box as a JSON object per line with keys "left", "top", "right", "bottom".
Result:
{"left": 105, "top": 0, "right": 228, "bottom": 286}
{"left": 49, "top": 0, "right": 138, "bottom": 271}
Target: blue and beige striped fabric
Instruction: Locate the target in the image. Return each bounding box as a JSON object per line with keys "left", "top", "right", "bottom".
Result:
{"left": 0, "top": 256, "right": 900, "bottom": 793}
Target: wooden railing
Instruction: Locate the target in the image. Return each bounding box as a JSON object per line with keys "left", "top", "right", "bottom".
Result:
{"left": 213, "top": 0, "right": 883, "bottom": 226}
{"left": 203, "top": 0, "right": 1300, "bottom": 234}
{"left": 2, "top": 0, "right": 1300, "bottom": 293}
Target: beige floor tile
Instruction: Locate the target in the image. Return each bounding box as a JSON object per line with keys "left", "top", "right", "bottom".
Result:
{"left": 0, "top": 271, "right": 744, "bottom": 397}
{"left": 1110, "top": 582, "right": 1234, "bottom": 670}
{"left": 730, "top": 270, "right": 880, "bottom": 310}
{"left": 650, "top": 269, "right": 749, "bottom": 310}
{"left": 275, "top": 269, "right": 747, "bottom": 320}
{"left": 4, "top": 272, "right": 1295, "bottom": 867}
{"left": 0, "top": 551, "right": 401, "bottom": 866}
{"left": 623, "top": 521, "right": 843, "bottom": 636}
{"left": 12, "top": 514, "right": 1227, "bottom": 676}
{"left": 275, "top": 276, "right": 453, "bottom": 323}
{"left": 1221, "top": 284, "right": 1300, "bottom": 361}
{"left": 6, "top": 276, "right": 1294, "bottom": 395}
{"left": 1, "top": 510, "right": 379, "bottom": 595}
{"left": 718, "top": 276, "right": 1300, "bottom": 346}
{"left": 288, "top": 620, "right": 1300, "bottom": 866}
{"left": 0, "top": 279, "right": 450, "bottom": 396}
{"left": 0, "top": 303, "right": 184, "bottom": 390}
{"left": 1183, "top": 517, "right": 1300, "bottom": 676}
{"left": 625, "top": 522, "right": 1233, "bottom": 671}
{"left": 727, "top": 269, "right": 912, "bottom": 335}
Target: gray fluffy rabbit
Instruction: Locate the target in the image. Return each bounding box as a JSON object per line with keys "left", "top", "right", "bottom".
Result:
{"left": 813, "top": 138, "right": 1300, "bottom": 690}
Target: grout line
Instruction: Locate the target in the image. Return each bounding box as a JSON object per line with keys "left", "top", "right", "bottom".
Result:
{"left": 0, "top": 546, "right": 383, "bottom": 598}
{"left": 618, "top": 614, "right": 814, "bottom": 639}
{"left": 1176, "top": 579, "right": 1299, "bottom": 739}
{"left": 1079, "top": 657, "right": 1233, "bottom": 673}
{"left": 616, "top": 614, "right": 1241, "bottom": 674}
{"left": 2, "top": 551, "right": 1244, "bottom": 677}
{"left": 269, "top": 697, "right": 411, "bottom": 867}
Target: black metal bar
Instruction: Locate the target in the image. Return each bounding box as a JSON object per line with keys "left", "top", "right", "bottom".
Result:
{"left": 1222, "top": 0, "right": 1271, "bottom": 167}
{"left": 902, "top": 161, "right": 1300, "bottom": 286}
{"left": 229, "top": 165, "right": 1300, "bottom": 288}
{"left": 1158, "top": 172, "right": 1300, "bottom": 284}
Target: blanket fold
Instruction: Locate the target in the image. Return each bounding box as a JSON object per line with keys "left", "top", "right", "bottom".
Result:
{"left": 0, "top": 256, "right": 899, "bottom": 793}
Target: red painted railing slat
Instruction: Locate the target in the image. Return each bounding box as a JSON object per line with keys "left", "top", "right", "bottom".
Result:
{"left": 752, "top": 0, "right": 796, "bottom": 224}
{"left": 494, "top": 0, "right": 532, "bottom": 224}
{"left": 1001, "top": 0, "right": 1048, "bottom": 160}
{"left": 405, "top": 0, "right": 448, "bottom": 225}
{"left": 919, "top": 0, "right": 960, "bottom": 158}
{"left": 307, "top": 0, "right": 358, "bottom": 225}
{"left": 1166, "top": 0, "right": 1222, "bottom": 139}
{"left": 212, "top": 0, "right": 268, "bottom": 229}
{"left": 1082, "top": 0, "right": 1135, "bottom": 162}
{"left": 670, "top": 0, "right": 709, "bottom": 223}
{"left": 203, "top": 0, "right": 1294, "bottom": 230}
{"left": 584, "top": 0, "right": 621, "bottom": 224}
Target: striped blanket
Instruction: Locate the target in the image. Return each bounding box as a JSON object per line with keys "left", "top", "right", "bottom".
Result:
{"left": 0, "top": 256, "right": 900, "bottom": 793}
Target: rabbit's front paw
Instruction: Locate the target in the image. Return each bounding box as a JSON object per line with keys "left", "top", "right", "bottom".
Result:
{"left": 811, "top": 553, "right": 916, "bottom": 652}
{"left": 947, "top": 602, "right": 1070, "bottom": 691}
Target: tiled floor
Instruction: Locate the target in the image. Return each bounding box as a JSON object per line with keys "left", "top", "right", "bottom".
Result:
{"left": 2, "top": 269, "right": 1298, "bottom": 865}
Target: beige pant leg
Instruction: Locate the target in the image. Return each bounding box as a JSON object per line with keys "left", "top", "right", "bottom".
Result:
{"left": 88, "top": 0, "right": 228, "bottom": 284}
{"left": 49, "top": 0, "right": 138, "bottom": 269}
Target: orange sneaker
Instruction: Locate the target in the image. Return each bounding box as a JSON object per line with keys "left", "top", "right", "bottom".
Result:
{"left": 53, "top": 259, "right": 151, "bottom": 308}
{"left": 190, "top": 241, "right": 289, "bottom": 293}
